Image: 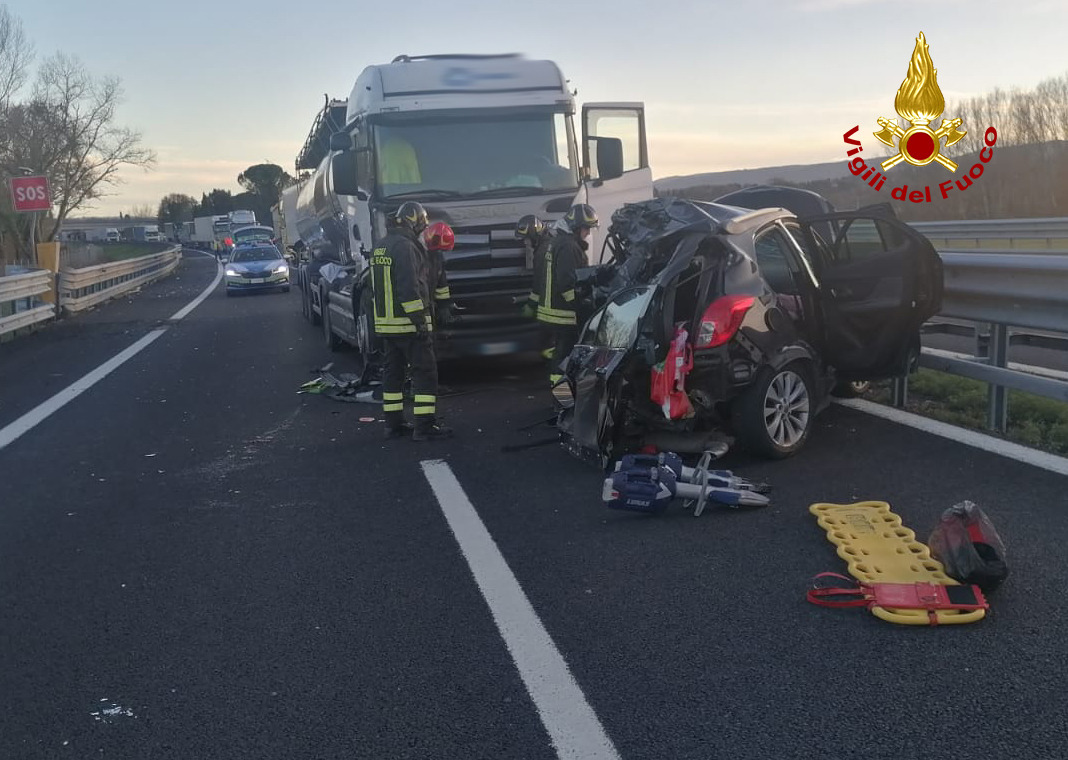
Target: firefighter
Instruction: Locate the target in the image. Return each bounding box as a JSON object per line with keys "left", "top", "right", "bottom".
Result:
{"left": 422, "top": 221, "right": 457, "bottom": 329}
{"left": 515, "top": 215, "right": 554, "bottom": 360}
{"left": 535, "top": 204, "right": 598, "bottom": 386}
{"left": 371, "top": 201, "right": 453, "bottom": 442}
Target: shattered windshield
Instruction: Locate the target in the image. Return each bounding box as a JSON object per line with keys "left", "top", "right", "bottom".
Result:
{"left": 374, "top": 112, "right": 578, "bottom": 199}
{"left": 590, "top": 287, "right": 655, "bottom": 349}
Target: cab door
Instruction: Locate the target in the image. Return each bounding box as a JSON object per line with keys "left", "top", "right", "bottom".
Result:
{"left": 794, "top": 211, "right": 943, "bottom": 380}
{"left": 576, "top": 103, "right": 654, "bottom": 264}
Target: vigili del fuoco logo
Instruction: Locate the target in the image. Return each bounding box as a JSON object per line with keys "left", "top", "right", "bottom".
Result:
{"left": 843, "top": 32, "right": 997, "bottom": 204}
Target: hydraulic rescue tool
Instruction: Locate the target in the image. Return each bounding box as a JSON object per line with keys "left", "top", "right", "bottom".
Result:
{"left": 601, "top": 451, "right": 771, "bottom": 516}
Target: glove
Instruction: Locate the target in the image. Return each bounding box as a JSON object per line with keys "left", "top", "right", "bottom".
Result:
{"left": 436, "top": 301, "right": 458, "bottom": 326}
{"left": 414, "top": 313, "right": 429, "bottom": 336}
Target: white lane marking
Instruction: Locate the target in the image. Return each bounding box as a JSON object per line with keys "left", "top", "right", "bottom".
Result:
{"left": 170, "top": 249, "right": 223, "bottom": 321}
{"left": 835, "top": 398, "right": 1068, "bottom": 477}
{"left": 420, "top": 460, "right": 621, "bottom": 760}
{"left": 0, "top": 329, "right": 166, "bottom": 451}
{"left": 0, "top": 251, "right": 221, "bottom": 453}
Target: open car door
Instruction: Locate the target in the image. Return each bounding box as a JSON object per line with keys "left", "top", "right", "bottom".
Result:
{"left": 577, "top": 103, "right": 653, "bottom": 264}
{"left": 795, "top": 210, "right": 943, "bottom": 380}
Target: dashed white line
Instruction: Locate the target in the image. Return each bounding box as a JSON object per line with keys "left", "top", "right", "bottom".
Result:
{"left": 0, "top": 251, "right": 221, "bottom": 453}
{"left": 835, "top": 398, "right": 1068, "bottom": 477}
{"left": 420, "top": 459, "right": 621, "bottom": 760}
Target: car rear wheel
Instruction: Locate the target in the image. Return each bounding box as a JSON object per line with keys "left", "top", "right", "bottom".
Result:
{"left": 733, "top": 362, "right": 813, "bottom": 459}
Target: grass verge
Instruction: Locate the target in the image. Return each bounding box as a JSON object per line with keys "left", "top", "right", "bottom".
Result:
{"left": 866, "top": 369, "right": 1068, "bottom": 456}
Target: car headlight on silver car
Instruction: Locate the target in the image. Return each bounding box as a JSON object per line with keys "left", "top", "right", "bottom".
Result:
{"left": 273, "top": 264, "right": 288, "bottom": 274}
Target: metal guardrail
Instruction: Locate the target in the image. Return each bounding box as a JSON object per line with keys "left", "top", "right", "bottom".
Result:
{"left": 911, "top": 217, "right": 1068, "bottom": 247}
{"left": 0, "top": 269, "right": 56, "bottom": 337}
{"left": 60, "top": 246, "right": 182, "bottom": 313}
{"left": 891, "top": 219, "right": 1068, "bottom": 432}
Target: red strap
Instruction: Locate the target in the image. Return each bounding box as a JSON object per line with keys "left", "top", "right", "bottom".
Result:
{"left": 806, "top": 572, "right": 873, "bottom": 609}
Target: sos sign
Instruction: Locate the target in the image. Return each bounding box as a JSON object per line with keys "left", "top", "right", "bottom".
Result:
{"left": 10, "top": 176, "right": 52, "bottom": 212}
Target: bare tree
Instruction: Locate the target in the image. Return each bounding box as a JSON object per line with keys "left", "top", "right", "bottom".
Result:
{"left": 0, "top": 4, "right": 32, "bottom": 108}
{"left": 17, "top": 55, "right": 154, "bottom": 244}
{"left": 125, "top": 203, "right": 155, "bottom": 218}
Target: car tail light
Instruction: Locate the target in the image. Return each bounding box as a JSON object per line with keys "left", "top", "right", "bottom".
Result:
{"left": 695, "top": 295, "right": 755, "bottom": 349}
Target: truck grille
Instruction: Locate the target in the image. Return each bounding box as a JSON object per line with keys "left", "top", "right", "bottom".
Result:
{"left": 443, "top": 224, "right": 532, "bottom": 309}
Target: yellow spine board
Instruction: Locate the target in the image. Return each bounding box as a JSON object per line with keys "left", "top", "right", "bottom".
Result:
{"left": 809, "top": 501, "right": 985, "bottom": 626}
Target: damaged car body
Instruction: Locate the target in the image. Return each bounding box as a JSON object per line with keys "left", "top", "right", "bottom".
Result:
{"left": 556, "top": 188, "right": 944, "bottom": 466}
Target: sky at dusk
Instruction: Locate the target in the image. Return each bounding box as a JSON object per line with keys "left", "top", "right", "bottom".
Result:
{"left": 12, "top": 0, "right": 1068, "bottom": 216}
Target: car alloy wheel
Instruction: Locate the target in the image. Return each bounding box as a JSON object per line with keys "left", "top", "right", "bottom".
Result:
{"left": 732, "top": 362, "right": 814, "bottom": 459}
{"left": 763, "top": 369, "right": 810, "bottom": 449}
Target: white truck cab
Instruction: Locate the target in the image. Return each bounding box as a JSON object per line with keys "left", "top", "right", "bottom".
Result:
{"left": 295, "top": 53, "right": 653, "bottom": 359}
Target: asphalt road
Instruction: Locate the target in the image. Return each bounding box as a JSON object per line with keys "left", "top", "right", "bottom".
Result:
{"left": 2, "top": 250, "right": 1067, "bottom": 759}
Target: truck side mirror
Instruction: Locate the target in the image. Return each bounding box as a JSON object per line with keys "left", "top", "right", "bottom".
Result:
{"left": 593, "top": 137, "right": 625, "bottom": 181}
{"left": 329, "top": 132, "right": 352, "bottom": 151}
{"left": 330, "top": 151, "right": 368, "bottom": 200}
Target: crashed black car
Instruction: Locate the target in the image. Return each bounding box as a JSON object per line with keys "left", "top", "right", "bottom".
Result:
{"left": 556, "top": 187, "right": 943, "bottom": 465}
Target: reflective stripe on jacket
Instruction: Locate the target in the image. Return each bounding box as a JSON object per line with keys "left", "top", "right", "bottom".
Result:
{"left": 536, "top": 232, "right": 586, "bottom": 327}
{"left": 371, "top": 229, "right": 431, "bottom": 336}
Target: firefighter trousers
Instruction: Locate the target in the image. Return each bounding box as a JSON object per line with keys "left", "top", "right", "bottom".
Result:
{"left": 381, "top": 334, "right": 439, "bottom": 428}
{"left": 546, "top": 325, "right": 578, "bottom": 386}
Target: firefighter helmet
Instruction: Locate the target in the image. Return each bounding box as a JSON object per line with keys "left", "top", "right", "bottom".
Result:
{"left": 514, "top": 215, "right": 546, "bottom": 242}
{"left": 423, "top": 221, "right": 455, "bottom": 252}
{"left": 390, "top": 201, "right": 429, "bottom": 234}
{"left": 563, "top": 203, "right": 599, "bottom": 232}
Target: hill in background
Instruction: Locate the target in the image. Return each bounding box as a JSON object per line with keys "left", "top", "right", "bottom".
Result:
{"left": 656, "top": 140, "right": 1068, "bottom": 221}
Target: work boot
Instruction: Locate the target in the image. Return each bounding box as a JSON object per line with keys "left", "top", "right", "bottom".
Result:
{"left": 412, "top": 418, "right": 454, "bottom": 442}
{"left": 384, "top": 422, "right": 415, "bottom": 439}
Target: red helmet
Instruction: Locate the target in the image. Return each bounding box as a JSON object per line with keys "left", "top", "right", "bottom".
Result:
{"left": 423, "top": 221, "right": 455, "bottom": 252}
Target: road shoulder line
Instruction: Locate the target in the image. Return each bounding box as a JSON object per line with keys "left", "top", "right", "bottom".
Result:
{"left": 0, "top": 253, "right": 221, "bottom": 453}
{"left": 836, "top": 398, "right": 1068, "bottom": 477}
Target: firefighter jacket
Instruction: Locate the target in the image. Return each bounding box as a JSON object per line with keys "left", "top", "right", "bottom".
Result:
{"left": 425, "top": 248, "right": 451, "bottom": 304}
{"left": 527, "top": 233, "right": 553, "bottom": 306}
{"left": 370, "top": 228, "right": 431, "bottom": 336}
{"left": 536, "top": 232, "right": 587, "bottom": 327}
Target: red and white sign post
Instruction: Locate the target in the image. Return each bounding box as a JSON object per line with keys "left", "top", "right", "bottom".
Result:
{"left": 8, "top": 175, "right": 51, "bottom": 263}
{"left": 10, "top": 175, "right": 52, "bottom": 213}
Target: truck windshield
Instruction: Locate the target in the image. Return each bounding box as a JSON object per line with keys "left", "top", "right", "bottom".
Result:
{"left": 374, "top": 112, "right": 577, "bottom": 199}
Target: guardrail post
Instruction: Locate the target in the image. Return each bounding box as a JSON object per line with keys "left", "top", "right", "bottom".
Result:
{"left": 986, "top": 323, "right": 1009, "bottom": 433}
{"left": 891, "top": 376, "right": 909, "bottom": 407}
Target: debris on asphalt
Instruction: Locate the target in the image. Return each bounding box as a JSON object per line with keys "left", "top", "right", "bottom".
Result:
{"left": 298, "top": 372, "right": 380, "bottom": 404}
{"left": 359, "top": 417, "right": 376, "bottom": 423}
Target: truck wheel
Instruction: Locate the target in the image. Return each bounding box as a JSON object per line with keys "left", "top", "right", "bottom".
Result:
{"left": 299, "top": 274, "right": 310, "bottom": 319}
{"left": 322, "top": 287, "right": 341, "bottom": 351}
{"left": 732, "top": 361, "right": 814, "bottom": 459}
{"left": 307, "top": 279, "right": 321, "bottom": 326}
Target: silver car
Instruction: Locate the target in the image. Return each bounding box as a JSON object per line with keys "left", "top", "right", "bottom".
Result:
{"left": 225, "top": 244, "right": 291, "bottom": 296}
